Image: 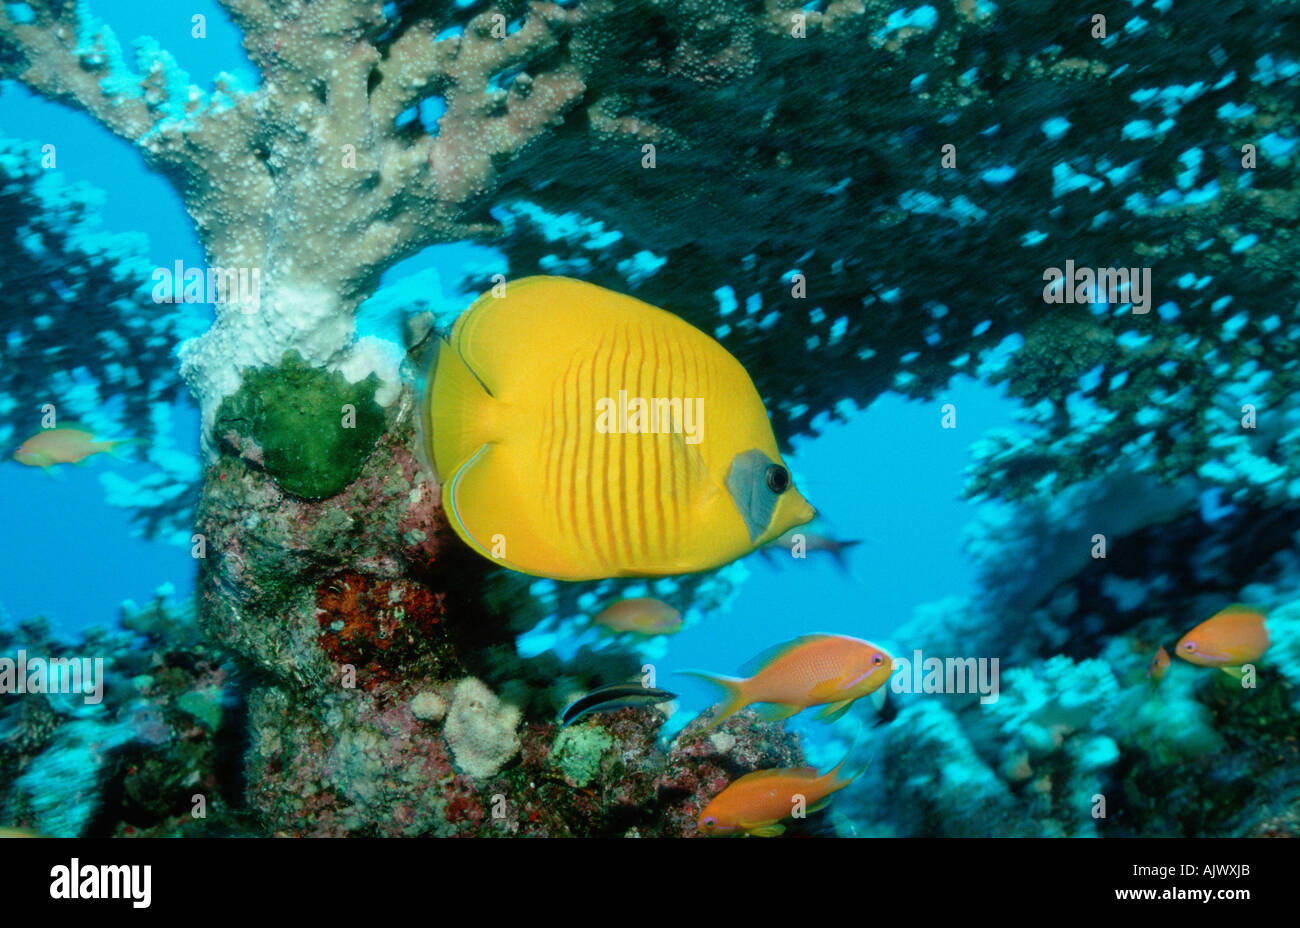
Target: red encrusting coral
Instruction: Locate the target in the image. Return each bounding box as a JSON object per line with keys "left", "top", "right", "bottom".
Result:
{"left": 315, "top": 571, "right": 448, "bottom": 690}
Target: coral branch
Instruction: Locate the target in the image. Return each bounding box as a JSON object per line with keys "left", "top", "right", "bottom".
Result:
{"left": 0, "top": 1, "right": 154, "bottom": 141}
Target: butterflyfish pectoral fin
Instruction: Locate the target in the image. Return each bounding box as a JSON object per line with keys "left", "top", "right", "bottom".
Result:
{"left": 428, "top": 339, "right": 495, "bottom": 482}
{"left": 445, "top": 442, "right": 544, "bottom": 576}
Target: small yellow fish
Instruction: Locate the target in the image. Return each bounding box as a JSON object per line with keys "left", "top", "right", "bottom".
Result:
{"left": 425, "top": 276, "right": 815, "bottom": 580}
{"left": 13, "top": 428, "right": 134, "bottom": 468}
{"left": 591, "top": 597, "right": 683, "bottom": 636}
{"left": 682, "top": 633, "right": 894, "bottom": 729}
{"left": 1176, "top": 605, "right": 1270, "bottom": 678}
{"left": 1146, "top": 645, "right": 1170, "bottom": 683}
{"left": 697, "top": 751, "right": 865, "bottom": 837}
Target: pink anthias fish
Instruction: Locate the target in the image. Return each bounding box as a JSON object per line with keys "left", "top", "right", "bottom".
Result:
{"left": 590, "top": 598, "right": 683, "bottom": 636}
{"left": 682, "top": 633, "right": 894, "bottom": 729}
{"left": 1175, "top": 605, "right": 1270, "bottom": 679}
{"left": 12, "top": 428, "right": 138, "bottom": 469}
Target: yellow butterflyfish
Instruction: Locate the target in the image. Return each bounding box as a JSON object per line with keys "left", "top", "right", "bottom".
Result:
{"left": 425, "top": 276, "right": 814, "bottom": 580}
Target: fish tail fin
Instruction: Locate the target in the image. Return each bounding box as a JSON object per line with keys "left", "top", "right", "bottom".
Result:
{"left": 427, "top": 339, "right": 494, "bottom": 483}
{"left": 678, "top": 670, "right": 749, "bottom": 730}
{"left": 830, "top": 540, "right": 863, "bottom": 571}
{"left": 826, "top": 744, "right": 870, "bottom": 793}
{"left": 100, "top": 438, "right": 147, "bottom": 460}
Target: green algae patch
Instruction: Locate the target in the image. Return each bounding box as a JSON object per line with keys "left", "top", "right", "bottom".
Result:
{"left": 175, "top": 687, "right": 225, "bottom": 731}
{"left": 215, "top": 352, "right": 386, "bottom": 499}
{"left": 551, "top": 725, "right": 616, "bottom": 788}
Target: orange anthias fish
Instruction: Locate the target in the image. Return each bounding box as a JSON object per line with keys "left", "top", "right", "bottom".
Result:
{"left": 13, "top": 428, "right": 135, "bottom": 469}
{"left": 697, "top": 751, "right": 865, "bottom": 837}
{"left": 1175, "top": 605, "right": 1270, "bottom": 678}
{"left": 681, "top": 633, "right": 894, "bottom": 729}
{"left": 591, "top": 598, "right": 683, "bottom": 636}
{"left": 1146, "top": 646, "right": 1170, "bottom": 683}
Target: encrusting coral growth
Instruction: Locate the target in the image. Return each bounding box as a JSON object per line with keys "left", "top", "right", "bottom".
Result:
{"left": 443, "top": 676, "right": 521, "bottom": 779}
{"left": 214, "top": 351, "right": 387, "bottom": 499}
{"left": 0, "top": 584, "right": 808, "bottom": 837}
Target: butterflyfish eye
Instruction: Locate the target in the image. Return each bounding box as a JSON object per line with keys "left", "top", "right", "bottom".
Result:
{"left": 765, "top": 465, "right": 791, "bottom": 494}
